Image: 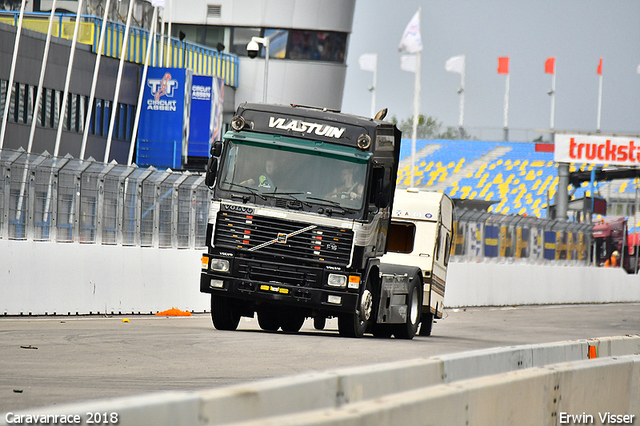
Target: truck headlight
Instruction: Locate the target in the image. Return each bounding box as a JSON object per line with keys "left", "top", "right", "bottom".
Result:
{"left": 210, "top": 258, "right": 230, "bottom": 272}
{"left": 327, "top": 274, "right": 347, "bottom": 287}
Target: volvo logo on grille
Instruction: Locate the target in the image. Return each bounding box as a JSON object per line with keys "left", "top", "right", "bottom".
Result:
{"left": 277, "top": 233, "right": 288, "bottom": 244}
{"left": 223, "top": 204, "right": 254, "bottom": 214}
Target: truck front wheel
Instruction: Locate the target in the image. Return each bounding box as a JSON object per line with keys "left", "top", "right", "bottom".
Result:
{"left": 280, "top": 314, "right": 305, "bottom": 333}
{"left": 257, "top": 310, "right": 280, "bottom": 331}
{"left": 393, "top": 276, "right": 422, "bottom": 339}
{"left": 338, "top": 284, "right": 373, "bottom": 338}
{"left": 211, "top": 294, "right": 241, "bottom": 331}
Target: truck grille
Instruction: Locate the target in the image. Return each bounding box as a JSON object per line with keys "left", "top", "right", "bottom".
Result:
{"left": 214, "top": 210, "right": 353, "bottom": 265}
{"left": 237, "top": 258, "right": 321, "bottom": 287}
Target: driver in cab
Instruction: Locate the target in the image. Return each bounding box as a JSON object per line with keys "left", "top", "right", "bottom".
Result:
{"left": 240, "top": 159, "right": 275, "bottom": 190}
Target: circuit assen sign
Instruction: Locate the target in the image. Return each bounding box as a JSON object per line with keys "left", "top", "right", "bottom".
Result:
{"left": 555, "top": 134, "right": 640, "bottom": 166}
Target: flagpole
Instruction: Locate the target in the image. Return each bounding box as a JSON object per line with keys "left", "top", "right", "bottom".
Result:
{"left": 410, "top": 9, "right": 421, "bottom": 188}
{"left": 596, "top": 58, "right": 603, "bottom": 133}
{"left": 410, "top": 52, "right": 421, "bottom": 188}
{"left": 371, "top": 53, "right": 377, "bottom": 118}
{"left": 81, "top": 0, "right": 112, "bottom": 160}
{"left": 104, "top": 0, "right": 135, "bottom": 163}
{"left": 550, "top": 67, "right": 556, "bottom": 131}
{"left": 54, "top": 0, "right": 85, "bottom": 158}
{"left": 128, "top": 6, "right": 159, "bottom": 166}
{"left": 159, "top": 7, "right": 165, "bottom": 66}
{"left": 166, "top": 0, "right": 172, "bottom": 67}
{"left": 0, "top": 0, "right": 26, "bottom": 149}
{"left": 459, "top": 54, "right": 465, "bottom": 129}
{"left": 28, "top": 0, "right": 58, "bottom": 153}
{"left": 503, "top": 71, "right": 510, "bottom": 142}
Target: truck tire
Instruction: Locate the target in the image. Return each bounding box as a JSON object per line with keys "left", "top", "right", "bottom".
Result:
{"left": 211, "top": 294, "right": 241, "bottom": 331}
{"left": 393, "top": 276, "right": 422, "bottom": 339}
{"left": 313, "top": 316, "right": 326, "bottom": 330}
{"left": 280, "top": 314, "right": 305, "bottom": 333}
{"left": 419, "top": 312, "right": 434, "bottom": 336}
{"left": 338, "top": 282, "right": 373, "bottom": 338}
{"left": 257, "top": 310, "right": 280, "bottom": 331}
{"left": 372, "top": 324, "right": 393, "bottom": 338}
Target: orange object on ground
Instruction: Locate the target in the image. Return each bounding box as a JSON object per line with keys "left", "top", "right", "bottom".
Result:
{"left": 155, "top": 307, "right": 192, "bottom": 316}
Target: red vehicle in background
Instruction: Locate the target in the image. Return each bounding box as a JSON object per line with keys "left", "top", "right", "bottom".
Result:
{"left": 592, "top": 216, "right": 640, "bottom": 273}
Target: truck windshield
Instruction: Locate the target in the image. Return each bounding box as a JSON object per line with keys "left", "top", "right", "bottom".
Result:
{"left": 218, "top": 139, "right": 368, "bottom": 210}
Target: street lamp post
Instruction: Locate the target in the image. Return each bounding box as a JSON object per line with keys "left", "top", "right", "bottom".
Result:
{"left": 247, "top": 36, "right": 270, "bottom": 103}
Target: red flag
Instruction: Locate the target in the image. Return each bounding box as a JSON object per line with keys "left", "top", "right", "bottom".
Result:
{"left": 545, "top": 57, "right": 555, "bottom": 74}
{"left": 497, "top": 57, "right": 509, "bottom": 74}
{"left": 597, "top": 58, "right": 603, "bottom": 75}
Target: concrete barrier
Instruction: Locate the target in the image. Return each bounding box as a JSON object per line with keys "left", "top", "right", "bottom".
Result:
{"left": 445, "top": 261, "right": 640, "bottom": 307}
{"left": 242, "top": 355, "right": 640, "bottom": 426}
{"left": 2, "top": 335, "right": 638, "bottom": 426}
{"left": 0, "top": 241, "right": 208, "bottom": 315}
{"left": 3, "top": 240, "right": 640, "bottom": 315}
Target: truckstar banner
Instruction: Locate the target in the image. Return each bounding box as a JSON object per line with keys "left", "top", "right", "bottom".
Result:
{"left": 555, "top": 134, "right": 640, "bottom": 166}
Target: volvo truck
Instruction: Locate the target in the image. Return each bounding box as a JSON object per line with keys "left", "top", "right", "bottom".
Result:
{"left": 200, "top": 103, "right": 453, "bottom": 338}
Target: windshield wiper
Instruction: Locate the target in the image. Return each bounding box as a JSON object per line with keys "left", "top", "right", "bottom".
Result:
{"left": 306, "top": 196, "right": 355, "bottom": 216}
{"left": 265, "top": 191, "right": 312, "bottom": 208}
{"left": 221, "top": 181, "right": 267, "bottom": 201}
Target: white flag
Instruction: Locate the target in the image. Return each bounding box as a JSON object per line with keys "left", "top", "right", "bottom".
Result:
{"left": 398, "top": 10, "right": 422, "bottom": 54}
{"left": 637, "top": 64, "right": 640, "bottom": 74}
{"left": 150, "top": 0, "right": 165, "bottom": 7}
{"left": 359, "top": 53, "right": 377, "bottom": 72}
{"left": 400, "top": 55, "right": 417, "bottom": 73}
{"left": 445, "top": 55, "right": 465, "bottom": 74}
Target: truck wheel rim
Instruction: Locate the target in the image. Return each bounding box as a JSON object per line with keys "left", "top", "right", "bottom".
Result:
{"left": 409, "top": 287, "right": 419, "bottom": 324}
{"left": 360, "top": 289, "right": 373, "bottom": 321}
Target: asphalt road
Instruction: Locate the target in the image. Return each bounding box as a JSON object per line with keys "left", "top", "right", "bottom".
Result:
{"left": 1, "top": 303, "right": 640, "bottom": 412}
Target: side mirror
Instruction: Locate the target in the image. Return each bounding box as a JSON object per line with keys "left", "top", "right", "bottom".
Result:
{"left": 211, "top": 141, "right": 222, "bottom": 157}
{"left": 375, "top": 189, "right": 390, "bottom": 209}
{"left": 372, "top": 168, "right": 390, "bottom": 208}
{"left": 205, "top": 156, "right": 218, "bottom": 187}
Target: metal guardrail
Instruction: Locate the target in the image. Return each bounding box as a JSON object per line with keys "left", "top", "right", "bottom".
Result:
{"left": 0, "top": 148, "right": 209, "bottom": 248}
{"left": 0, "top": 11, "right": 239, "bottom": 87}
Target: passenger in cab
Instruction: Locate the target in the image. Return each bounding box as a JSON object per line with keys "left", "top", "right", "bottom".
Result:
{"left": 328, "top": 167, "right": 364, "bottom": 201}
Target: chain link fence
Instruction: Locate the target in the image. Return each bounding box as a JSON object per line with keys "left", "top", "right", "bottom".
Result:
{"left": 0, "top": 148, "right": 209, "bottom": 248}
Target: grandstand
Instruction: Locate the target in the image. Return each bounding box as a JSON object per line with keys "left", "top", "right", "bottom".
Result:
{"left": 397, "top": 139, "right": 640, "bottom": 225}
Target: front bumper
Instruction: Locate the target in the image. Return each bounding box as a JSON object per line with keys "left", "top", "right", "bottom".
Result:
{"left": 200, "top": 271, "right": 359, "bottom": 314}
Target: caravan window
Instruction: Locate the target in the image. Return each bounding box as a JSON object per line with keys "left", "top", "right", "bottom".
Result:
{"left": 387, "top": 221, "right": 415, "bottom": 253}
